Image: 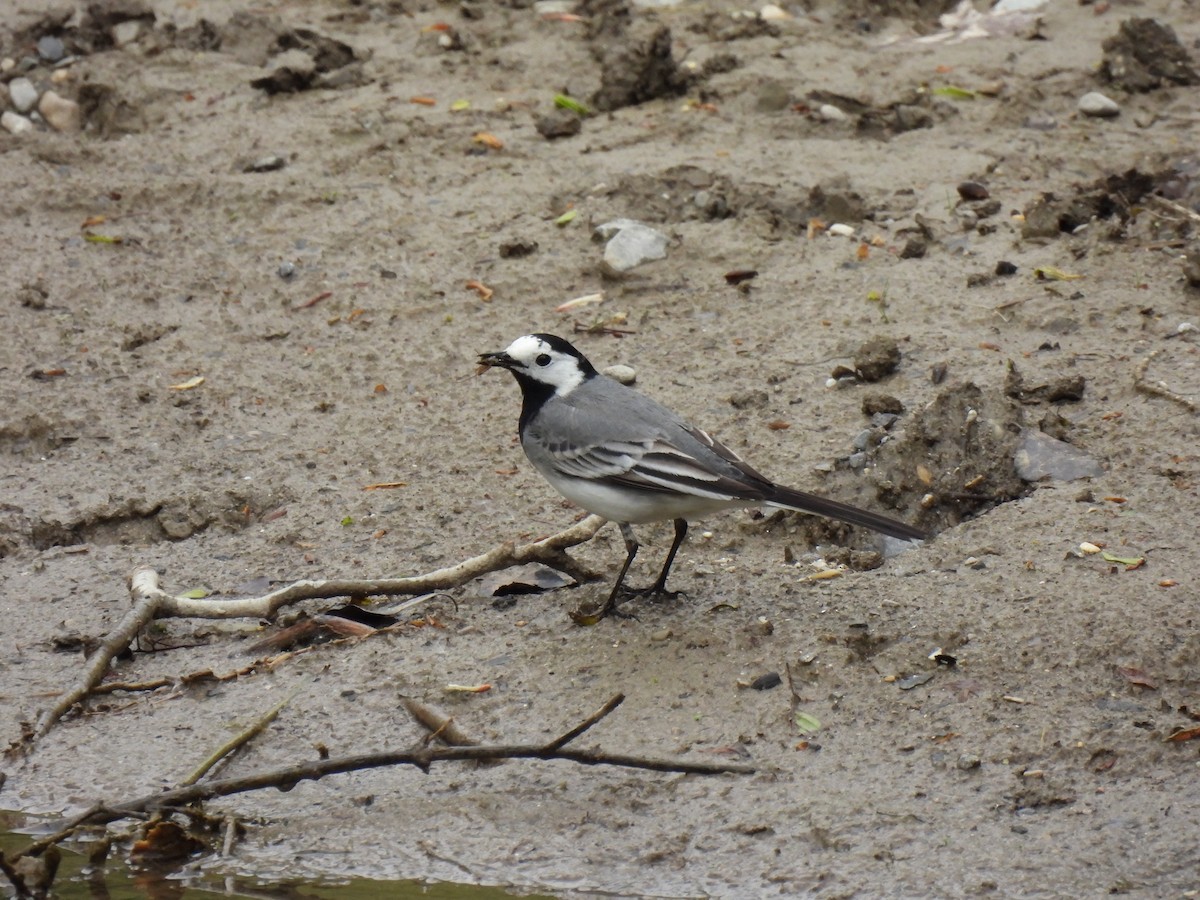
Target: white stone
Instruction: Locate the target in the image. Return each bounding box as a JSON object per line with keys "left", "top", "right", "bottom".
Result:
{"left": 827, "top": 223, "right": 855, "bottom": 237}
{"left": 818, "top": 103, "right": 848, "bottom": 122}
{"left": 760, "top": 3, "right": 791, "bottom": 20}
{"left": 602, "top": 364, "right": 637, "bottom": 385}
{"left": 1, "top": 111, "right": 33, "bottom": 135}
{"left": 594, "top": 219, "right": 670, "bottom": 275}
{"left": 37, "top": 90, "right": 81, "bottom": 132}
{"left": 9, "top": 76, "right": 39, "bottom": 113}
{"left": 1078, "top": 91, "right": 1119, "bottom": 118}
{"left": 112, "top": 20, "right": 142, "bottom": 47}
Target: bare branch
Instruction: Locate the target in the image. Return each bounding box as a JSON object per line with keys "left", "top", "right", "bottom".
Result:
{"left": 7, "top": 694, "right": 753, "bottom": 866}
{"left": 154, "top": 514, "right": 607, "bottom": 619}
{"left": 31, "top": 571, "right": 163, "bottom": 738}
{"left": 1134, "top": 348, "right": 1198, "bottom": 413}
{"left": 17, "top": 517, "right": 608, "bottom": 752}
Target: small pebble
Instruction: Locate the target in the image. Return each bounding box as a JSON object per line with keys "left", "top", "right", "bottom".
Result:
{"left": 1, "top": 111, "right": 33, "bottom": 135}
{"left": 1078, "top": 91, "right": 1120, "bottom": 118}
{"left": 246, "top": 155, "right": 286, "bottom": 173}
{"left": 112, "top": 20, "right": 143, "bottom": 47}
{"left": 818, "top": 103, "right": 848, "bottom": 122}
{"left": 278, "top": 261, "right": 297, "bottom": 280}
{"left": 827, "top": 223, "right": 855, "bottom": 238}
{"left": 37, "top": 90, "right": 81, "bottom": 132}
{"left": 602, "top": 364, "right": 636, "bottom": 385}
{"left": 750, "top": 672, "right": 781, "bottom": 691}
{"left": 36, "top": 36, "right": 66, "bottom": 63}
{"left": 995, "top": 260, "right": 1018, "bottom": 276}
{"left": 650, "top": 628, "right": 672, "bottom": 642}
{"left": 957, "top": 181, "right": 989, "bottom": 201}
{"left": 8, "top": 76, "right": 39, "bottom": 113}
{"left": 957, "top": 753, "right": 982, "bottom": 771}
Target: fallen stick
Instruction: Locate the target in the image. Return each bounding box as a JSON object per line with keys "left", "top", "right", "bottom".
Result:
{"left": 20, "top": 516, "right": 608, "bottom": 748}
{"left": 7, "top": 694, "right": 753, "bottom": 867}
{"left": 143, "top": 514, "right": 606, "bottom": 619}
{"left": 1133, "top": 348, "right": 1197, "bottom": 413}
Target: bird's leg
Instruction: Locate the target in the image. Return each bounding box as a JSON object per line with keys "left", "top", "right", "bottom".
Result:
{"left": 646, "top": 518, "right": 687, "bottom": 597}
{"left": 597, "top": 522, "right": 641, "bottom": 618}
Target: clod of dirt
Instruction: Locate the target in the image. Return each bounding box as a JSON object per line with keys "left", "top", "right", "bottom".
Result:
{"left": 862, "top": 392, "right": 904, "bottom": 416}
{"left": 1020, "top": 168, "right": 1157, "bottom": 238}
{"left": 591, "top": 23, "right": 686, "bottom": 112}
{"left": 535, "top": 108, "right": 582, "bottom": 140}
{"left": 252, "top": 49, "right": 318, "bottom": 94}
{"left": 853, "top": 336, "right": 901, "bottom": 383}
{"left": 1100, "top": 18, "right": 1199, "bottom": 93}
{"left": 1004, "top": 360, "right": 1086, "bottom": 405}
{"left": 885, "top": 381, "right": 1027, "bottom": 527}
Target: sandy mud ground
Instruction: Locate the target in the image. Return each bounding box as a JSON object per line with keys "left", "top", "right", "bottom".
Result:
{"left": 2, "top": 0, "right": 1199, "bottom": 895}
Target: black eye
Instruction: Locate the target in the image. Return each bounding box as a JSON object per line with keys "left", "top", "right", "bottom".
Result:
{"left": 535, "top": 354, "right": 552, "bottom": 367}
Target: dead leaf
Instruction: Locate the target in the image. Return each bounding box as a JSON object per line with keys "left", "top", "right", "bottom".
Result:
{"left": 1115, "top": 665, "right": 1157, "bottom": 690}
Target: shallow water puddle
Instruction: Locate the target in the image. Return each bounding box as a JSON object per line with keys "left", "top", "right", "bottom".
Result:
{"left": 2, "top": 821, "right": 549, "bottom": 899}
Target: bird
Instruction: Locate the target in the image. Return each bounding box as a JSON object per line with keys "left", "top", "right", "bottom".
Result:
{"left": 479, "top": 333, "right": 926, "bottom": 618}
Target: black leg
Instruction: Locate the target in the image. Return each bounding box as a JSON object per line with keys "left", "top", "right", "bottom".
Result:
{"left": 649, "top": 518, "right": 688, "bottom": 594}
{"left": 599, "top": 522, "right": 640, "bottom": 618}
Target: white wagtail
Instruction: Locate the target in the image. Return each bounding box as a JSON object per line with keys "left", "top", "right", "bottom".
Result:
{"left": 480, "top": 334, "right": 926, "bottom": 618}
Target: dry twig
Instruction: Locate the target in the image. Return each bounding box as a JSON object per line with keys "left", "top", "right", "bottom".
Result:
{"left": 22, "top": 516, "right": 607, "bottom": 747}
{"left": 5, "top": 694, "right": 752, "bottom": 871}
{"left": 1134, "top": 348, "right": 1198, "bottom": 413}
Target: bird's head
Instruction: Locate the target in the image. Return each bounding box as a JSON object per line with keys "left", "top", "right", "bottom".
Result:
{"left": 478, "top": 333, "right": 597, "bottom": 397}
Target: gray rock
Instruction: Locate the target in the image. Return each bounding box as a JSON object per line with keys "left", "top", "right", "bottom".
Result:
{"left": 1014, "top": 429, "right": 1104, "bottom": 482}
{"left": 593, "top": 219, "right": 669, "bottom": 276}
{"left": 9, "top": 77, "right": 39, "bottom": 113}
{"left": 1078, "top": 91, "right": 1120, "bottom": 118}
{"left": 36, "top": 36, "right": 66, "bottom": 62}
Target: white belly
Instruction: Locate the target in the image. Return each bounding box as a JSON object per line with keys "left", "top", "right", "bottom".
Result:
{"left": 543, "top": 470, "right": 745, "bottom": 524}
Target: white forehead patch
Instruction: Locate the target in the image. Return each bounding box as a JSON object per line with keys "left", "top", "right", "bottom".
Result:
{"left": 505, "top": 334, "right": 586, "bottom": 396}
{"left": 505, "top": 334, "right": 548, "bottom": 360}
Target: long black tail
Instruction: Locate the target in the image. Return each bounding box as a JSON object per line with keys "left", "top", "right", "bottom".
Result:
{"left": 766, "top": 485, "right": 926, "bottom": 542}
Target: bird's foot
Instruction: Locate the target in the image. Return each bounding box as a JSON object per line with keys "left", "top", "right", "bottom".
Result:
{"left": 627, "top": 583, "right": 688, "bottom": 603}
{"left": 569, "top": 584, "right": 688, "bottom": 625}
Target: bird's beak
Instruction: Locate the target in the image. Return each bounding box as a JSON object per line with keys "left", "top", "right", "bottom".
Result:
{"left": 477, "top": 350, "right": 517, "bottom": 373}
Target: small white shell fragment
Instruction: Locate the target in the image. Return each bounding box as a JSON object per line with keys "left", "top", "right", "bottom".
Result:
{"left": 554, "top": 291, "right": 605, "bottom": 312}
{"left": 827, "top": 223, "right": 855, "bottom": 238}
{"left": 1079, "top": 541, "right": 1102, "bottom": 554}
{"left": 760, "top": 3, "right": 791, "bottom": 20}
{"left": 818, "top": 103, "right": 848, "bottom": 122}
